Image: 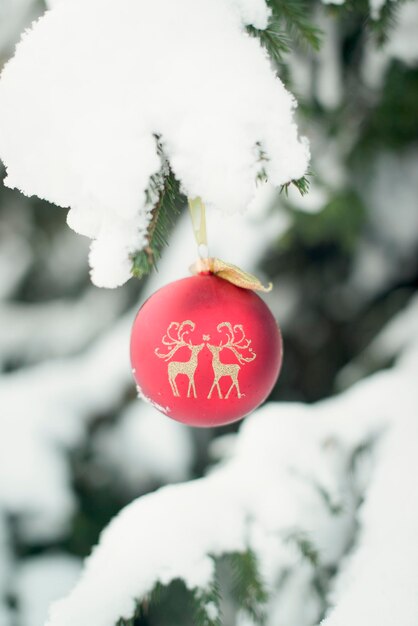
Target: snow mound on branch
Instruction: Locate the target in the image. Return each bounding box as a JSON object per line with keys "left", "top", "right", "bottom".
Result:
{"left": 322, "top": 414, "right": 418, "bottom": 626}
{"left": 0, "top": 0, "right": 309, "bottom": 288}
{"left": 45, "top": 342, "right": 418, "bottom": 626}
{"left": 16, "top": 554, "right": 82, "bottom": 626}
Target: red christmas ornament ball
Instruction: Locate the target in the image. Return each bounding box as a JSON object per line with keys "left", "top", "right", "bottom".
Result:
{"left": 130, "top": 274, "right": 283, "bottom": 427}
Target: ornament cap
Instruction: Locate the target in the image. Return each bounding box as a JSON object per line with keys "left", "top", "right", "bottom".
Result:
{"left": 189, "top": 257, "right": 272, "bottom": 292}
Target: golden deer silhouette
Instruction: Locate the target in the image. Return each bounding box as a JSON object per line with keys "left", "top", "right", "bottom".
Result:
{"left": 207, "top": 322, "right": 256, "bottom": 400}
{"left": 155, "top": 321, "right": 204, "bottom": 398}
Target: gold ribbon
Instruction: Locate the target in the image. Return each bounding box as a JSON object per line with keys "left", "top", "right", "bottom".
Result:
{"left": 188, "top": 197, "right": 209, "bottom": 259}
{"left": 189, "top": 257, "right": 272, "bottom": 292}
{"left": 188, "top": 196, "right": 272, "bottom": 292}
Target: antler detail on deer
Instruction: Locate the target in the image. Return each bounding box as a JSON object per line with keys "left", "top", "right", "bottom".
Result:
{"left": 155, "top": 320, "right": 204, "bottom": 398}
{"left": 217, "top": 322, "right": 256, "bottom": 364}
{"left": 207, "top": 322, "right": 256, "bottom": 400}
{"left": 155, "top": 320, "right": 195, "bottom": 360}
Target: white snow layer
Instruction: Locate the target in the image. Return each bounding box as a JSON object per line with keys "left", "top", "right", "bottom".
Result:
{"left": 322, "top": 414, "right": 418, "bottom": 626}
{"left": 0, "top": 0, "right": 309, "bottom": 288}
{"left": 16, "top": 555, "right": 82, "bottom": 626}
{"left": 369, "top": 0, "right": 386, "bottom": 20}
{"left": 386, "top": 0, "right": 418, "bottom": 66}
{"left": 45, "top": 334, "right": 418, "bottom": 626}
{"left": 93, "top": 402, "right": 194, "bottom": 489}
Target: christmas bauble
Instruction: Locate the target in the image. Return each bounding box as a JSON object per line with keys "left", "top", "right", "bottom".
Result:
{"left": 130, "top": 274, "right": 282, "bottom": 427}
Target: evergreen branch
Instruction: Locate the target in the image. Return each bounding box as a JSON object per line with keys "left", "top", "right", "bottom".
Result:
{"left": 284, "top": 529, "right": 320, "bottom": 566}
{"left": 247, "top": 21, "right": 291, "bottom": 67}
{"left": 116, "top": 599, "right": 141, "bottom": 626}
{"left": 255, "top": 141, "right": 270, "bottom": 184}
{"left": 131, "top": 167, "right": 185, "bottom": 279}
{"left": 281, "top": 174, "right": 310, "bottom": 196}
{"left": 368, "top": 0, "right": 402, "bottom": 44}
{"left": 114, "top": 551, "right": 267, "bottom": 626}
{"left": 353, "top": 62, "right": 418, "bottom": 153}
{"left": 336, "top": 0, "right": 406, "bottom": 45}
{"left": 116, "top": 579, "right": 222, "bottom": 626}
{"left": 266, "top": 0, "right": 322, "bottom": 51}
{"left": 227, "top": 550, "right": 268, "bottom": 624}
{"left": 193, "top": 578, "right": 223, "bottom": 626}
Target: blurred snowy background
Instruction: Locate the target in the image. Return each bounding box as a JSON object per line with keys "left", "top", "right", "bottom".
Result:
{"left": 0, "top": 1, "right": 418, "bottom": 626}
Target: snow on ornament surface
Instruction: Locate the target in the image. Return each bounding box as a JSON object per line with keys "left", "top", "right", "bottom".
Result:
{"left": 0, "top": 0, "right": 309, "bottom": 288}
{"left": 130, "top": 274, "right": 283, "bottom": 427}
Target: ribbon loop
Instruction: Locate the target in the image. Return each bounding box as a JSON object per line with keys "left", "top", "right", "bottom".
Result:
{"left": 188, "top": 197, "right": 272, "bottom": 293}
{"left": 188, "top": 197, "right": 209, "bottom": 259}
{"left": 190, "top": 257, "right": 272, "bottom": 292}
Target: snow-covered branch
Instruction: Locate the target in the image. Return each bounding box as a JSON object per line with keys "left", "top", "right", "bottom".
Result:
{"left": 45, "top": 325, "right": 418, "bottom": 626}
{"left": 0, "top": 0, "right": 309, "bottom": 287}
{"left": 322, "top": 412, "right": 418, "bottom": 625}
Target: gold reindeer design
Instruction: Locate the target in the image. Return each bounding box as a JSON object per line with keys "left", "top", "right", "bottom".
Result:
{"left": 207, "top": 322, "right": 256, "bottom": 400}
{"left": 155, "top": 321, "right": 204, "bottom": 398}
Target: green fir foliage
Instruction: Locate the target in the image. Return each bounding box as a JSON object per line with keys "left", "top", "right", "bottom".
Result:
{"left": 356, "top": 62, "right": 418, "bottom": 152}
{"left": 248, "top": 21, "right": 291, "bottom": 66}
{"left": 285, "top": 529, "right": 320, "bottom": 566}
{"left": 131, "top": 169, "right": 185, "bottom": 279}
{"left": 266, "top": 0, "right": 322, "bottom": 51}
{"left": 227, "top": 550, "right": 268, "bottom": 623}
{"left": 340, "top": 0, "right": 407, "bottom": 45}
{"left": 193, "top": 579, "right": 223, "bottom": 626}
{"left": 115, "top": 551, "right": 267, "bottom": 626}
{"left": 281, "top": 174, "right": 311, "bottom": 196}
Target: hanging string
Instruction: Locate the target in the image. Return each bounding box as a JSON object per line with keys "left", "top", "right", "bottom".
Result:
{"left": 187, "top": 196, "right": 272, "bottom": 292}
{"left": 188, "top": 196, "right": 209, "bottom": 260}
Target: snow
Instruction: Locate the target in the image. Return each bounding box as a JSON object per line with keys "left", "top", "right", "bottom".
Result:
{"left": 386, "top": 1, "right": 418, "bottom": 66}
{"left": 46, "top": 479, "right": 246, "bottom": 626}
{"left": 369, "top": 0, "right": 386, "bottom": 20}
{"left": 322, "top": 414, "right": 418, "bottom": 626}
{"left": 0, "top": 288, "right": 126, "bottom": 368}
{"left": 45, "top": 335, "right": 418, "bottom": 626}
{"left": 0, "top": 0, "right": 40, "bottom": 56}
{"left": 314, "top": 8, "right": 343, "bottom": 110}
{"left": 0, "top": 0, "right": 309, "bottom": 288}
{"left": 93, "top": 402, "right": 194, "bottom": 489}
{"left": 368, "top": 294, "right": 418, "bottom": 361}
{"left": 16, "top": 555, "right": 82, "bottom": 626}
{"left": 285, "top": 183, "right": 327, "bottom": 214}
{"left": 361, "top": 2, "right": 418, "bottom": 91}
{"left": 265, "top": 563, "right": 322, "bottom": 626}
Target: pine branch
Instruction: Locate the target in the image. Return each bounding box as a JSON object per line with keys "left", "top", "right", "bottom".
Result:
{"left": 227, "top": 550, "right": 268, "bottom": 624}
{"left": 266, "top": 0, "right": 322, "bottom": 51}
{"left": 284, "top": 529, "right": 320, "bottom": 567}
{"left": 115, "top": 551, "right": 267, "bottom": 626}
{"left": 281, "top": 174, "right": 310, "bottom": 196}
{"left": 334, "top": 0, "right": 407, "bottom": 45}
{"left": 369, "top": 0, "right": 404, "bottom": 44}
{"left": 131, "top": 165, "right": 185, "bottom": 280}
{"left": 193, "top": 578, "right": 223, "bottom": 626}
{"left": 248, "top": 21, "right": 291, "bottom": 67}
